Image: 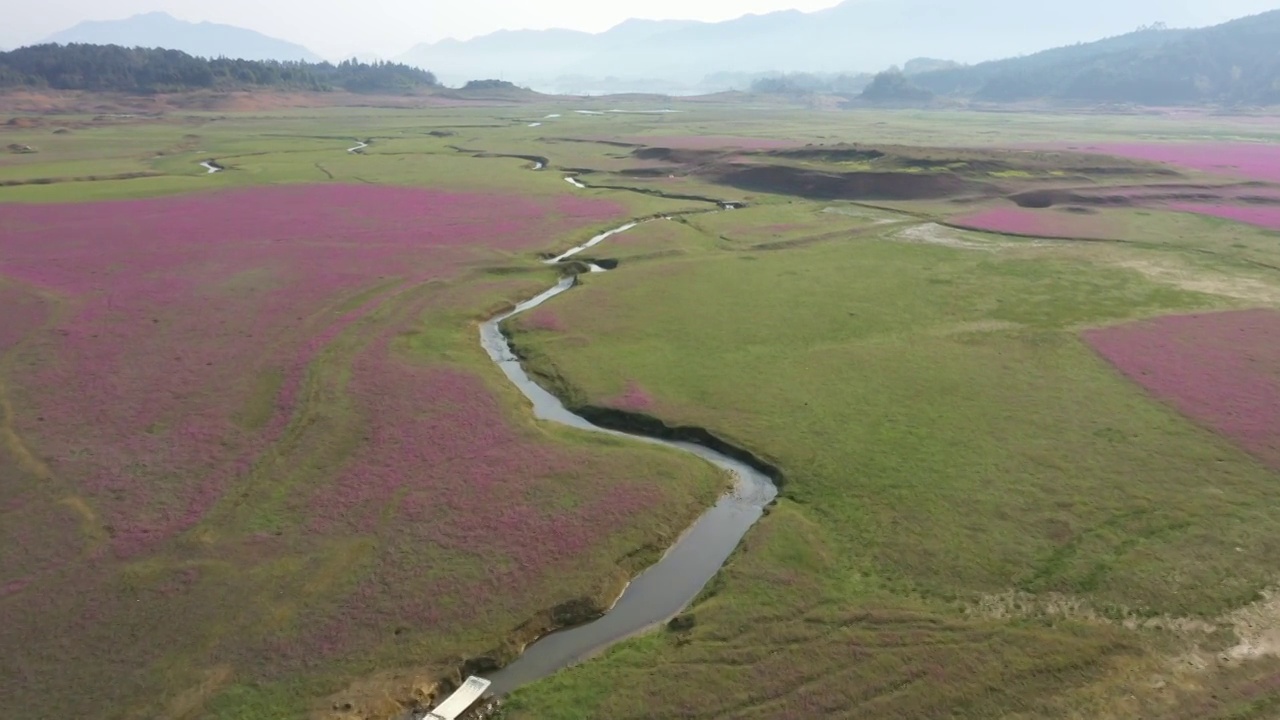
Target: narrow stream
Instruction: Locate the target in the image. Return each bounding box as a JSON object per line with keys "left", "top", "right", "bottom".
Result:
{"left": 547, "top": 222, "right": 638, "bottom": 263}
{"left": 477, "top": 216, "right": 779, "bottom": 695}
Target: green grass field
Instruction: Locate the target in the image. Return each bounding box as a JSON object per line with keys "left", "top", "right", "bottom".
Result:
{"left": 4, "top": 99, "right": 1280, "bottom": 719}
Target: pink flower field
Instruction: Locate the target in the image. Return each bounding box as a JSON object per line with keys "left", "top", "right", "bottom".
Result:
{"left": 0, "top": 185, "right": 624, "bottom": 558}
{"left": 1084, "top": 309, "right": 1280, "bottom": 470}
{"left": 1, "top": 183, "right": 729, "bottom": 707}
{"left": 283, "top": 355, "right": 668, "bottom": 659}
{"left": 1168, "top": 203, "right": 1280, "bottom": 231}
{"left": 1065, "top": 142, "right": 1280, "bottom": 183}
{"left": 950, "top": 206, "right": 1119, "bottom": 239}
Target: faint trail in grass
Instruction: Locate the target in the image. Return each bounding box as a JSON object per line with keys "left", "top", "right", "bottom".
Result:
{"left": 196, "top": 280, "right": 418, "bottom": 534}
{"left": 750, "top": 223, "right": 910, "bottom": 252}
{"left": 0, "top": 282, "right": 110, "bottom": 552}
{"left": 0, "top": 388, "right": 50, "bottom": 481}
{"left": 0, "top": 281, "right": 61, "bottom": 475}
{"left": 1020, "top": 510, "right": 1194, "bottom": 596}
{"left": 58, "top": 496, "right": 109, "bottom": 550}
{"left": 161, "top": 665, "right": 234, "bottom": 720}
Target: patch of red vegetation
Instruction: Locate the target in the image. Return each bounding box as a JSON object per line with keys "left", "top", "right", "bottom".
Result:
{"left": 1084, "top": 309, "right": 1280, "bottom": 470}
{"left": 522, "top": 307, "right": 567, "bottom": 332}
{"left": 0, "top": 577, "right": 32, "bottom": 597}
{"left": 606, "top": 380, "right": 655, "bottom": 412}
{"left": 0, "top": 185, "right": 623, "bottom": 557}
{"left": 950, "top": 206, "right": 1118, "bottom": 239}
{"left": 1168, "top": 203, "right": 1280, "bottom": 231}
{"left": 1065, "top": 143, "right": 1280, "bottom": 183}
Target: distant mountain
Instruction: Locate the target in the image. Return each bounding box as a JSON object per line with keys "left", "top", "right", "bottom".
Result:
{"left": 395, "top": 0, "right": 1276, "bottom": 91}
{"left": 44, "top": 12, "right": 321, "bottom": 62}
{"left": 905, "top": 10, "right": 1280, "bottom": 105}
{"left": 398, "top": 19, "right": 700, "bottom": 87}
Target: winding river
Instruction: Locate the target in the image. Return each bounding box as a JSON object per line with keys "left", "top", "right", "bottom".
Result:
{"left": 476, "top": 190, "right": 779, "bottom": 695}
{"left": 198, "top": 136, "right": 778, "bottom": 701}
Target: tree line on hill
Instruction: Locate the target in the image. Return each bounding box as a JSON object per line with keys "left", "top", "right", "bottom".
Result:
{"left": 0, "top": 44, "right": 438, "bottom": 93}
{"left": 855, "top": 11, "right": 1280, "bottom": 106}
{"left": 459, "top": 79, "right": 523, "bottom": 91}
{"left": 750, "top": 72, "right": 871, "bottom": 96}
{"left": 745, "top": 59, "right": 962, "bottom": 98}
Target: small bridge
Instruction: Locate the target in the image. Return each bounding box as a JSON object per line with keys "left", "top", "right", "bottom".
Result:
{"left": 424, "top": 676, "right": 491, "bottom": 720}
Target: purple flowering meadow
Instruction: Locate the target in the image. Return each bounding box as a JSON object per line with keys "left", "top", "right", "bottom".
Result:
{"left": 1084, "top": 309, "right": 1280, "bottom": 470}
{"left": 0, "top": 185, "right": 623, "bottom": 556}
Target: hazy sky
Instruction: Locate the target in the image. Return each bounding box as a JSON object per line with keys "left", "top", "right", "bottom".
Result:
{"left": 4, "top": 0, "right": 842, "bottom": 59}
{"left": 7, "top": 0, "right": 1277, "bottom": 60}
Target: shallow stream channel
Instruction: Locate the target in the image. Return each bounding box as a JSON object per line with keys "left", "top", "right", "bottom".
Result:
{"left": 477, "top": 209, "right": 780, "bottom": 695}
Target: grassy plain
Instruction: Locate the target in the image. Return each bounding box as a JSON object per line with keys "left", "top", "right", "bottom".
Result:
{"left": 5, "top": 98, "right": 1280, "bottom": 719}
{"left": 498, "top": 112, "right": 1280, "bottom": 717}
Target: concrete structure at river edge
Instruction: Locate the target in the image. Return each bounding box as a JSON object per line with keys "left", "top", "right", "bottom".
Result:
{"left": 423, "top": 676, "right": 491, "bottom": 720}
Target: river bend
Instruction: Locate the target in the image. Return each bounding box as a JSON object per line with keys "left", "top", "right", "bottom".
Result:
{"left": 477, "top": 214, "right": 778, "bottom": 695}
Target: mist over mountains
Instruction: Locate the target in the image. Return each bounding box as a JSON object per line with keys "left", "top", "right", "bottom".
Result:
{"left": 15, "top": 0, "right": 1280, "bottom": 103}
{"left": 395, "top": 0, "right": 1279, "bottom": 92}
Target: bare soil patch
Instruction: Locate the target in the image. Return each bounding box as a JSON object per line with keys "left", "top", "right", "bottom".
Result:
{"left": 715, "top": 163, "right": 992, "bottom": 201}
{"left": 896, "top": 222, "right": 1038, "bottom": 250}
{"left": 4, "top": 116, "right": 43, "bottom": 128}
{"left": 1113, "top": 257, "right": 1280, "bottom": 305}
{"left": 621, "top": 135, "right": 800, "bottom": 150}
{"left": 1224, "top": 589, "right": 1280, "bottom": 662}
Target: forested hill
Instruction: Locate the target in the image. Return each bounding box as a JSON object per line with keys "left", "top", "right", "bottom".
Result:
{"left": 903, "top": 10, "right": 1280, "bottom": 105}
{"left": 0, "top": 44, "right": 438, "bottom": 94}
